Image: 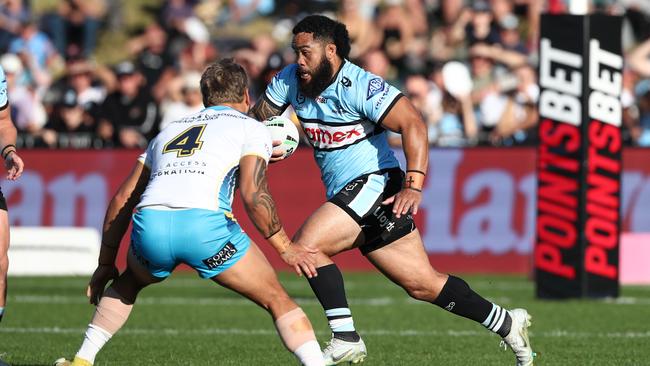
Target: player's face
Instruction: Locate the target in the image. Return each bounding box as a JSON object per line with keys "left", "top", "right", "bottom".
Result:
{"left": 293, "top": 32, "right": 334, "bottom": 98}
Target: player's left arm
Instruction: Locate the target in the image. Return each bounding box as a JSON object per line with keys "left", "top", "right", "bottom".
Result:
{"left": 380, "top": 97, "right": 429, "bottom": 218}
{"left": 0, "top": 100, "right": 24, "bottom": 181}
{"left": 87, "top": 161, "right": 150, "bottom": 304}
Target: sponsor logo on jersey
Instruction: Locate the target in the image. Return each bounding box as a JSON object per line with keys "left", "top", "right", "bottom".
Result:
{"left": 302, "top": 120, "right": 375, "bottom": 149}
{"left": 366, "top": 77, "right": 385, "bottom": 100}
{"left": 316, "top": 96, "right": 327, "bottom": 103}
{"left": 202, "top": 242, "right": 238, "bottom": 269}
{"left": 341, "top": 76, "right": 352, "bottom": 88}
{"left": 296, "top": 93, "right": 305, "bottom": 104}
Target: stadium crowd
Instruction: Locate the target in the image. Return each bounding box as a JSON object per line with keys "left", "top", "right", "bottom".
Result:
{"left": 1, "top": 0, "right": 650, "bottom": 149}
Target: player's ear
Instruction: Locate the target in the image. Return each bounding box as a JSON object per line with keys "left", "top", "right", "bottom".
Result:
{"left": 243, "top": 88, "right": 251, "bottom": 109}
{"left": 326, "top": 43, "right": 337, "bottom": 60}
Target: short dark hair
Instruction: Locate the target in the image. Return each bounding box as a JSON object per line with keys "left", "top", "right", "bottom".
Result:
{"left": 293, "top": 15, "right": 351, "bottom": 60}
{"left": 200, "top": 58, "right": 248, "bottom": 106}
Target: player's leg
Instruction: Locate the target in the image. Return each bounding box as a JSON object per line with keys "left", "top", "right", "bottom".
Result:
{"left": 0, "top": 203, "right": 9, "bottom": 322}
{"left": 365, "top": 230, "right": 534, "bottom": 365}
{"left": 212, "top": 242, "right": 324, "bottom": 366}
{"left": 64, "top": 250, "right": 165, "bottom": 366}
{"left": 293, "top": 202, "right": 368, "bottom": 360}
{"left": 60, "top": 209, "right": 173, "bottom": 366}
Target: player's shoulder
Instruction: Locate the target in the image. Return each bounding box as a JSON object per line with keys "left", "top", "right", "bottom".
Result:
{"left": 0, "top": 65, "right": 5, "bottom": 80}
{"left": 339, "top": 61, "right": 387, "bottom": 100}
{"left": 273, "top": 63, "right": 298, "bottom": 82}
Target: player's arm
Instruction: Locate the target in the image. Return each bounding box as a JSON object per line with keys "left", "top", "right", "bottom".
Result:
{"left": 249, "top": 96, "right": 284, "bottom": 122}
{"left": 0, "top": 105, "right": 24, "bottom": 181}
{"left": 87, "top": 161, "right": 150, "bottom": 304}
{"left": 380, "top": 97, "right": 429, "bottom": 218}
{"left": 249, "top": 98, "right": 290, "bottom": 162}
{"left": 238, "top": 155, "right": 316, "bottom": 277}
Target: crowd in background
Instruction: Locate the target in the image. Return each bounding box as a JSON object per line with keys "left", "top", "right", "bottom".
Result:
{"left": 2, "top": 0, "right": 650, "bottom": 149}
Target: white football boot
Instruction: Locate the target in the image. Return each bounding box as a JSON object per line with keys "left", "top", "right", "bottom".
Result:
{"left": 501, "top": 308, "right": 535, "bottom": 366}
{"left": 323, "top": 336, "right": 367, "bottom": 365}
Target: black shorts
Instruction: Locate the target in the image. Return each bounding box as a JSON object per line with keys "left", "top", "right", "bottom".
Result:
{"left": 329, "top": 168, "right": 416, "bottom": 255}
{"left": 0, "top": 187, "right": 6, "bottom": 211}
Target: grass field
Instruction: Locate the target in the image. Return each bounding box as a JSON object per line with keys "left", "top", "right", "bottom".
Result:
{"left": 1, "top": 272, "right": 649, "bottom": 365}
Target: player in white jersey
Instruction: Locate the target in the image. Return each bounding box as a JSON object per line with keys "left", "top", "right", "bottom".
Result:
{"left": 0, "top": 64, "right": 25, "bottom": 366}
{"left": 56, "top": 59, "right": 325, "bottom": 366}
{"left": 250, "top": 15, "right": 534, "bottom": 365}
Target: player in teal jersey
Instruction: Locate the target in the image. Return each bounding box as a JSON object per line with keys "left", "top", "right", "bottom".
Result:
{"left": 0, "top": 64, "right": 25, "bottom": 366}
{"left": 250, "top": 15, "right": 534, "bottom": 366}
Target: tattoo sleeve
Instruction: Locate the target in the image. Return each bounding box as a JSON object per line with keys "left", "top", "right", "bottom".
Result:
{"left": 249, "top": 97, "right": 284, "bottom": 121}
{"left": 249, "top": 157, "right": 282, "bottom": 238}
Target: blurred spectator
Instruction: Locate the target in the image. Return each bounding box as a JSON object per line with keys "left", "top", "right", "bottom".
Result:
{"left": 0, "top": 53, "right": 46, "bottom": 134}
{"left": 98, "top": 61, "right": 159, "bottom": 148}
{"left": 217, "top": 0, "right": 276, "bottom": 25}
{"left": 41, "top": 88, "right": 99, "bottom": 148}
{"left": 9, "top": 19, "right": 60, "bottom": 70}
{"left": 128, "top": 22, "right": 176, "bottom": 102}
{"left": 633, "top": 79, "right": 650, "bottom": 147}
{"left": 404, "top": 74, "right": 443, "bottom": 144}
{"left": 41, "top": 0, "right": 106, "bottom": 58}
{"left": 497, "top": 13, "right": 528, "bottom": 54}
{"left": 337, "top": 0, "right": 380, "bottom": 60}
{"left": 159, "top": 71, "right": 203, "bottom": 130}
{"left": 0, "top": 0, "right": 30, "bottom": 53}
{"left": 484, "top": 64, "right": 539, "bottom": 146}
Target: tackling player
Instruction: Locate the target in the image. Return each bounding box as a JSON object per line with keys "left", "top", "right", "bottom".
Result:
{"left": 56, "top": 59, "right": 324, "bottom": 366}
{"left": 250, "top": 15, "right": 534, "bottom": 365}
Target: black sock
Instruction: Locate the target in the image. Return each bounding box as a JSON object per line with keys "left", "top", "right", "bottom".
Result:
{"left": 433, "top": 275, "right": 512, "bottom": 338}
{"left": 307, "top": 264, "right": 360, "bottom": 342}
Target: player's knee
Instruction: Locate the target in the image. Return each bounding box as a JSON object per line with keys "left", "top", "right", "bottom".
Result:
{"left": 403, "top": 279, "right": 438, "bottom": 302}
{"left": 262, "top": 287, "right": 294, "bottom": 313}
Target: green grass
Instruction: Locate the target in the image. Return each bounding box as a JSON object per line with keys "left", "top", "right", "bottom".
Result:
{"left": 1, "top": 273, "right": 649, "bottom": 365}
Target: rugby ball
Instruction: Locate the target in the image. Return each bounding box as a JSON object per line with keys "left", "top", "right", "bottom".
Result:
{"left": 263, "top": 116, "right": 300, "bottom": 159}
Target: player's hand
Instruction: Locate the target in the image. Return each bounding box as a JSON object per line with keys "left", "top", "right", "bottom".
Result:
{"left": 270, "top": 140, "right": 286, "bottom": 163}
{"left": 280, "top": 243, "right": 318, "bottom": 278}
{"left": 382, "top": 188, "right": 422, "bottom": 218}
{"left": 4, "top": 151, "right": 24, "bottom": 180}
{"left": 87, "top": 264, "right": 119, "bottom": 305}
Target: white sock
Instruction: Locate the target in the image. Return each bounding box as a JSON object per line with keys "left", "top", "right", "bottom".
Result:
{"left": 76, "top": 324, "right": 112, "bottom": 364}
{"left": 294, "top": 340, "right": 325, "bottom": 366}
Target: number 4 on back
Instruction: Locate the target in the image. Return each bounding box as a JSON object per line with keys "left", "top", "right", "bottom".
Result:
{"left": 163, "top": 124, "right": 206, "bottom": 157}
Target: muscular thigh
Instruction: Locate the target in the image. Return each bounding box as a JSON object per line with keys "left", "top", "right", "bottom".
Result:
{"left": 365, "top": 230, "right": 447, "bottom": 300}
{"left": 293, "top": 202, "right": 363, "bottom": 257}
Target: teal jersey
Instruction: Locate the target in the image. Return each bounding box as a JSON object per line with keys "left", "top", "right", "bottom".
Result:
{"left": 0, "top": 66, "right": 7, "bottom": 109}
{"left": 265, "top": 61, "right": 403, "bottom": 198}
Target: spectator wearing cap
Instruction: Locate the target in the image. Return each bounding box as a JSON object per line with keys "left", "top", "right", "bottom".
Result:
{"left": 497, "top": 13, "right": 528, "bottom": 55}
{"left": 466, "top": 1, "right": 500, "bottom": 46}
{"left": 0, "top": 53, "right": 46, "bottom": 136}
{"left": 159, "top": 71, "right": 203, "bottom": 130}
{"left": 98, "top": 61, "right": 159, "bottom": 148}
{"left": 41, "top": 88, "right": 99, "bottom": 148}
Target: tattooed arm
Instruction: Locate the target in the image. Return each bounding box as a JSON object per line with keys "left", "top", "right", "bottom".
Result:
{"left": 248, "top": 96, "right": 284, "bottom": 122}
{"left": 238, "top": 155, "right": 317, "bottom": 277}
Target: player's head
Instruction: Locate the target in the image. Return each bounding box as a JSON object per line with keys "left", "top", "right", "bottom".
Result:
{"left": 292, "top": 15, "right": 350, "bottom": 98}
{"left": 200, "top": 58, "right": 250, "bottom": 110}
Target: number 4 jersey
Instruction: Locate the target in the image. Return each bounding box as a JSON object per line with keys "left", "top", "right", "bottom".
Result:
{"left": 137, "top": 106, "right": 273, "bottom": 212}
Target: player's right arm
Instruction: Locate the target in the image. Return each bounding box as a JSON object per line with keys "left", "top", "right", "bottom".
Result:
{"left": 87, "top": 160, "right": 150, "bottom": 304}
{"left": 238, "top": 155, "right": 317, "bottom": 278}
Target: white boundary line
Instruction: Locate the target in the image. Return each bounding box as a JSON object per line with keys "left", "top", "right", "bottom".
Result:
{"left": 1, "top": 327, "right": 649, "bottom": 339}
{"left": 11, "top": 294, "right": 650, "bottom": 306}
